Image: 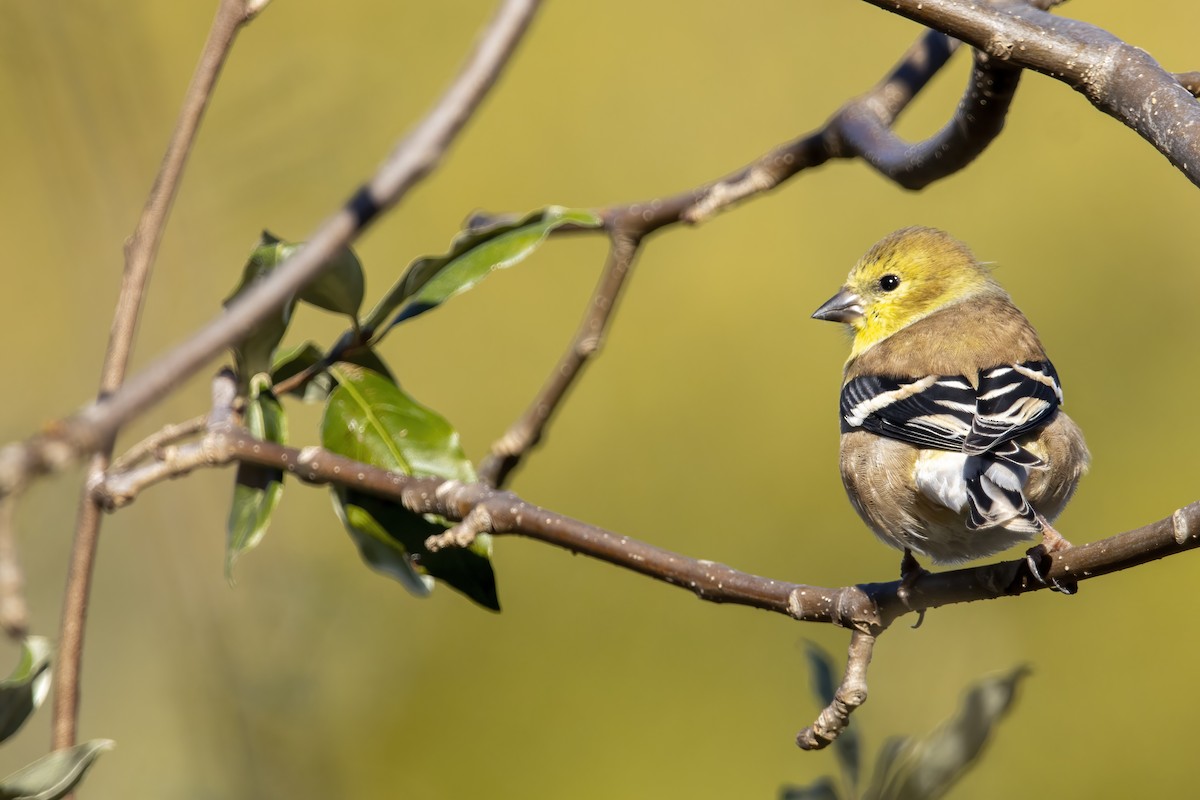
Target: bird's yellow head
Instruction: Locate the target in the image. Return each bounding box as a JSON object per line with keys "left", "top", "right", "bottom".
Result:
{"left": 812, "top": 227, "right": 1001, "bottom": 358}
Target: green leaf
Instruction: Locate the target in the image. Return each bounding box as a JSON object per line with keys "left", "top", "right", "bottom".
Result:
{"left": 336, "top": 489, "right": 498, "bottom": 610}
{"left": 225, "top": 231, "right": 296, "bottom": 379}
{"left": 863, "top": 666, "right": 1030, "bottom": 800}
{"left": 226, "top": 374, "right": 287, "bottom": 578}
{"left": 332, "top": 494, "right": 433, "bottom": 597}
{"left": 272, "top": 341, "right": 396, "bottom": 404}
{"left": 363, "top": 206, "right": 602, "bottom": 335}
{"left": 276, "top": 241, "right": 365, "bottom": 321}
{"left": 271, "top": 341, "right": 331, "bottom": 403}
{"left": 322, "top": 363, "right": 474, "bottom": 481}
{"left": 0, "top": 637, "right": 52, "bottom": 745}
{"left": 320, "top": 364, "right": 498, "bottom": 610}
{"left": 805, "top": 642, "right": 861, "bottom": 791}
{"left": 0, "top": 740, "right": 114, "bottom": 800}
{"left": 337, "top": 346, "right": 395, "bottom": 385}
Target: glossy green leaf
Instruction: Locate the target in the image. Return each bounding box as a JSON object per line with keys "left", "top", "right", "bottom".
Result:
{"left": 226, "top": 374, "right": 287, "bottom": 578}
{"left": 320, "top": 364, "right": 498, "bottom": 609}
{"left": 864, "top": 666, "right": 1029, "bottom": 800}
{"left": 322, "top": 363, "right": 474, "bottom": 481}
{"left": 224, "top": 231, "right": 296, "bottom": 379}
{"left": 804, "top": 642, "right": 861, "bottom": 791}
{"left": 0, "top": 637, "right": 52, "bottom": 745}
{"left": 363, "top": 206, "right": 602, "bottom": 334}
{"left": 0, "top": 740, "right": 114, "bottom": 800}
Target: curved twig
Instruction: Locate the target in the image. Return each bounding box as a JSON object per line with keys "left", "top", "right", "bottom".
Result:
{"left": 796, "top": 631, "right": 876, "bottom": 751}
{"left": 108, "top": 414, "right": 210, "bottom": 474}
{"left": 835, "top": 49, "right": 1021, "bottom": 190}
{"left": 601, "top": 30, "right": 968, "bottom": 234}
{"left": 862, "top": 0, "right": 1200, "bottom": 184}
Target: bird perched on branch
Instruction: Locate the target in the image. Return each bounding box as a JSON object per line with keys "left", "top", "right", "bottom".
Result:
{"left": 812, "top": 227, "right": 1088, "bottom": 588}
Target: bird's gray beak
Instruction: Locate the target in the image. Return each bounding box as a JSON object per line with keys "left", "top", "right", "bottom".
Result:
{"left": 811, "top": 288, "right": 864, "bottom": 324}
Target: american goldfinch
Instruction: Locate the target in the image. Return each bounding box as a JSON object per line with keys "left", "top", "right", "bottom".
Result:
{"left": 812, "top": 227, "right": 1089, "bottom": 576}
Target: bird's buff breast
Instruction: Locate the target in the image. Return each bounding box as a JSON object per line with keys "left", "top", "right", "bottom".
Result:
{"left": 839, "top": 432, "right": 1035, "bottom": 564}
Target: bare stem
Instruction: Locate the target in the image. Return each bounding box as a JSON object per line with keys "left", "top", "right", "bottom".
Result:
{"left": 51, "top": 0, "right": 267, "bottom": 753}
{"left": 478, "top": 233, "right": 641, "bottom": 488}
{"left": 796, "top": 631, "right": 876, "bottom": 750}
{"left": 601, "top": 29, "right": 967, "bottom": 235}
{"left": 109, "top": 414, "right": 210, "bottom": 474}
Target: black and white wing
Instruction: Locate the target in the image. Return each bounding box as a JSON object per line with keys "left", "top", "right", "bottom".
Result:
{"left": 840, "top": 360, "right": 1062, "bottom": 461}
{"left": 840, "top": 374, "right": 976, "bottom": 451}
{"left": 963, "top": 361, "right": 1062, "bottom": 461}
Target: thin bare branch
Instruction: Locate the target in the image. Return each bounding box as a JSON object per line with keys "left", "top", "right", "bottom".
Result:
{"left": 478, "top": 233, "right": 641, "bottom": 488}
{"left": 796, "top": 631, "right": 875, "bottom": 751}
{"left": 0, "top": 0, "right": 543, "bottom": 499}
{"left": 109, "top": 414, "right": 210, "bottom": 474}
{"left": 601, "top": 30, "right": 967, "bottom": 235}
{"left": 51, "top": 0, "right": 268, "bottom": 753}
{"left": 0, "top": 497, "right": 28, "bottom": 641}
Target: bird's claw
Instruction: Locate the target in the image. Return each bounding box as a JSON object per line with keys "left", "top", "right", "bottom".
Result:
{"left": 1025, "top": 544, "right": 1078, "bottom": 595}
{"left": 898, "top": 548, "right": 930, "bottom": 625}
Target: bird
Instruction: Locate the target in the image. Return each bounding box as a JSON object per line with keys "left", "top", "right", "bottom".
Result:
{"left": 812, "top": 227, "right": 1089, "bottom": 588}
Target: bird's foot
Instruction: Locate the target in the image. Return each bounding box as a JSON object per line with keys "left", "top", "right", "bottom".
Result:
{"left": 898, "top": 548, "right": 929, "bottom": 627}
{"left": 1025, "top": 519, "right": 1077, "bottom": 595}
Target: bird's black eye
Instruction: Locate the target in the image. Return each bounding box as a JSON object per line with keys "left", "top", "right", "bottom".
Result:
{"left": 879, "top": 274, "right": 901, "bottom": 292}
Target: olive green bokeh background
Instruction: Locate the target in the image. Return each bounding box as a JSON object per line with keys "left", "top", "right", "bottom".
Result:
{"left": 1, "top": 2, "right": 1197, "bottom": 797}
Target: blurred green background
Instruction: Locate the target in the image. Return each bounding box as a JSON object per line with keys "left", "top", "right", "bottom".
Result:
{"left": 1, "top": 1, "right": 1197, "bottom": 797}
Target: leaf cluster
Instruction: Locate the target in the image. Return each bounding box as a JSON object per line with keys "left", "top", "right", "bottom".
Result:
{"left": 223, "top": 207, "right": 601, "bottom": 609}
